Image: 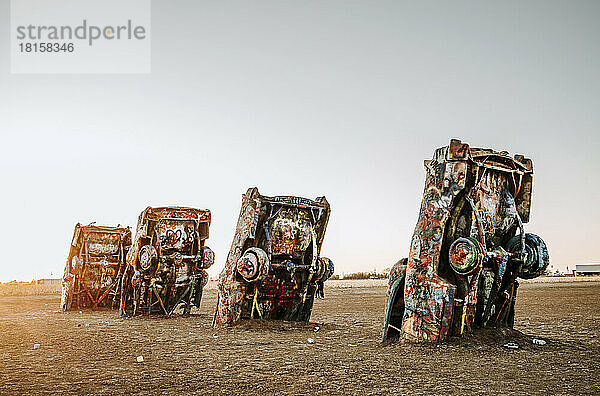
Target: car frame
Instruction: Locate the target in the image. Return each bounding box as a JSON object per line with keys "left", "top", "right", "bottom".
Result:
{"left": 60, "top": 223, "right": 132, "bottom": 311}
{"left": 383, "top": 139, "right": 549, "bottom": 342}
{"left": 214, "top": 187, "right": 334, "bottom": 326}
{"left": 119, "top": 206, "right": 214, "bottom": 316}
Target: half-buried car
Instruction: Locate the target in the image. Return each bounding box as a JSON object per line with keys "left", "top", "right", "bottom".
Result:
{"left": 60, "top": 223, "right": 132, "bottom": 311}
{"left": 382, "top": 139, "right": 549, "bottom": 343}
{"left": 214, "top": 187, "right": 334, "bottom": 326}
{"left": 120, "top": 206, "right": 214, "bottom": 316}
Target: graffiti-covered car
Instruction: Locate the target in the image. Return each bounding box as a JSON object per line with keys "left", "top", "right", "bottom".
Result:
{"left": 383, "top": 139, "right": 549, "bottom": 343}
{"left": 214, "top": 187, "right": 334, "bottom": 326}
{"left": 120, "top": 206, "right": 214, "bottom": 316}
{"left": 60, "top": 223, "right": 132, "bottom": 311}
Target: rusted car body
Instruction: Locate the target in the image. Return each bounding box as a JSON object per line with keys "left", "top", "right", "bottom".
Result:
{"left": 120, "top": 206, "right": 214, "bottom": 316}
{"left": 60, "top": 223, "right": 132, "bottom": 311}
{"left": 383, "top": 139, "right": 549, "bottom": 343}
{"left": 214, "top": 187, "right": 334, "bottom": 326}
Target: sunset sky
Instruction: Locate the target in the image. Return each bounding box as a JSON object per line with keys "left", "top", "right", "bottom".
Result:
{"left": 0, "top": 1, "right": 598, "bottom": 281}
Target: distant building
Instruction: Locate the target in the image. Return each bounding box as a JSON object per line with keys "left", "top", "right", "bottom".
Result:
{"left": 36, "top": 278, "right": 62, "bottom": 285}
{"left": 575, "top": 263, "right": 600, "bottom": 275}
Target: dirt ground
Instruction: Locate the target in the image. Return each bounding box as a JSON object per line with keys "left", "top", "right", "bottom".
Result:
{"left": 0, "top": 281, "right": 598, "bottom": 395}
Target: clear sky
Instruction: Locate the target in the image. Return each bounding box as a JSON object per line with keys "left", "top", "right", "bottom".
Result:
{"left": 0, "top": 1, "right": 598, "bottom": 281}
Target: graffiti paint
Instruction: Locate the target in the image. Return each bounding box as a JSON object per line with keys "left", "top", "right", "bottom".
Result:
{"left": 120, "top": 206, "right": 213, "bottom": 316}
{"left": 214, "top": 187, "right": 333, "bottom": 327}
{"left": 60, "top": 224, "right": 132, "bottom": 311}
{"left": 383, "top": 139, "right": 549, "bottom": 343}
